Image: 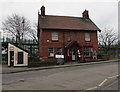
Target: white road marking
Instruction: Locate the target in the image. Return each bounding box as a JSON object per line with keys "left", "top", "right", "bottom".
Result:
{"left": 108, "top": 75, "right": 119, "bottom": 79}
{"left": 86, "top": 86, "right": 97, "bottom": 90}
{"left": 102, "top": 79, "right": 118, "bottom": 90}
{"left": 86, "top": 74, "right": 119, "bottom": 90}
{"left": 99, "top": 78, "right": 108, "bottom": 87}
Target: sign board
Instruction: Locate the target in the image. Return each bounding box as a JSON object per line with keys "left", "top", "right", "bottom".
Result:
{"left": 56, "top": 55, "right": 64, "bottom": 58}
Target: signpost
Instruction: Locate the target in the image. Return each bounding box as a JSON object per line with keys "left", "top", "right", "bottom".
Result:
{"left": 56, "top": 55, "right": 64, "bottom": 65}
{"left": 55, "top": 55, "right": 64, "bottom": 58}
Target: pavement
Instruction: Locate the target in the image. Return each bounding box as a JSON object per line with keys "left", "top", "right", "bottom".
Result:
{"left": 1, "top": 59, "right": 120, "bottom": 74}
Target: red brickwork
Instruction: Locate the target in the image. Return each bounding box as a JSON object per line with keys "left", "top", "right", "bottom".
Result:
{"left": 38, "top": 6, "right": 100, "bottom": 61}
{"left": 39, "top": 29, "right": 98, "bottom": 61}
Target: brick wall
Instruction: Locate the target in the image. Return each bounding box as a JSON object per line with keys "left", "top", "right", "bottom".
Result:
{"left": 39, "top": 29, "right": 98, "bottom": 61}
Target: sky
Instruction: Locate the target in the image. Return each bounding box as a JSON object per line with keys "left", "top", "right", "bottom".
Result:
{"left": 0, "top": 0, "right": 119, "bottom": 39}
{"left": 118, "top": 1, "right": 120, "bottom": 41}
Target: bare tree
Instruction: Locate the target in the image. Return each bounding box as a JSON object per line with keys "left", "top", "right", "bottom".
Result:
{"left": 99, "top": 28, "right": 118, "bottom": 54}
{"left": 27, "top": 23, "right": 38, "bottom": 43}
{"left": 2, "top": 14, "right": 31, "bottom": 45}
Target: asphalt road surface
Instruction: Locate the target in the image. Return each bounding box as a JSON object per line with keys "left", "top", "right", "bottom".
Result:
{"left": 2, "top": 61, "right": 118, "bottom": 90}
{"left": 99, "top": 77, "right": 120, "bottom": 90}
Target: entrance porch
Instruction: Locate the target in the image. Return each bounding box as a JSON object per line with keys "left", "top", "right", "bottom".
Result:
{"left": 65, "top": 40, "right": 84, "bottom": 62}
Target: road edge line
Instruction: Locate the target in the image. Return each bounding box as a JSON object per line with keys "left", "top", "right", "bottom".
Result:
{"left": 86, "top": 86, "right": 98, "bottom": 90}
{"left": 108, "top": 75, "right": 119, "bottom": 79}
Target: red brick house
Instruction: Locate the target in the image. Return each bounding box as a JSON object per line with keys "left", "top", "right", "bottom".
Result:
{"left": 37, "top": 6, "right": 101, "bottom": 62}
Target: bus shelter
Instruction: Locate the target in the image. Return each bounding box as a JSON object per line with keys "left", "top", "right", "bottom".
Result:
{"left": 8, "top": 43, "right": 28, "bottom": 67}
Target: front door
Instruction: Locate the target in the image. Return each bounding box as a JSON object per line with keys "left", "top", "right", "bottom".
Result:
{"left": 10, "top": 51, "right": 14, "bottom": 67}
{"left": 72, "top": 50, "right": 76, "bottom": 61}
{"left": 18, "top": 52, "right": 23, "bottom": 64}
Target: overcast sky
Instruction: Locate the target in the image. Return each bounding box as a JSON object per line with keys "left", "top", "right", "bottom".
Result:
{"left": 0, "top": 0, "right": 119, "bottom": 38}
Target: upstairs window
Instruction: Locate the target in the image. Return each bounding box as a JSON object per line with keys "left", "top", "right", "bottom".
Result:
{"left": 48, "top": 48, "right": 54, "bottom": 57}
{"left": 85, "top": 32, "right": 90, "bottom": 41}
{"left": 74, "top": 32, "right": 77, "bottom": 40}
{"left": 67, "top": 32, "right": 70, "bottom": 41}
{"left": 52, "top": 32, "right": 58, "bottom": 41}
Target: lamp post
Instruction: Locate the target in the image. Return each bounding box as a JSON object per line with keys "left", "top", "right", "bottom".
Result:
{"left": 20, "top": 19, "right": 24, "bottom": 46}
{"left": 0, "top": 32, "right": 2, "bottom": 64}
{"left": 19, "top": 19, "right": 24, "bottom": 46}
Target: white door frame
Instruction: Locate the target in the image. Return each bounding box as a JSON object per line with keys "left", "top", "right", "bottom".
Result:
{"left": 72, "top": 50, "right": 76, "bottom": 60}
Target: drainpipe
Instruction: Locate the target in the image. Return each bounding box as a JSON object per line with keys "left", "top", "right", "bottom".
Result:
{"left": 63, "top": 31, "right": 65, "bottom": 61}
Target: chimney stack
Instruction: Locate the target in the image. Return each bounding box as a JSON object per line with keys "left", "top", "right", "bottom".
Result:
{"left": 82, "top": 9, "right": 89, "bottom": 19}
{"left": 41, "top": 6, "right": 45, "bottom": 16}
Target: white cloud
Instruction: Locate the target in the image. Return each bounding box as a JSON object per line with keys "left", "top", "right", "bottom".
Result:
{"left": 0, "top": 1, "right": 118, "bottom": 38}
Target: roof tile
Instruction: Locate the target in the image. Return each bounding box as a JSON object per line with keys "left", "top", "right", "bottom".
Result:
{"left": 38, "top": 15, "right": 101, "bottom": 31}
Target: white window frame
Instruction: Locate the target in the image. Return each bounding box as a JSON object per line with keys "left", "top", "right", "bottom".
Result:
{"left": 52, "top": 32, "right": 58, "bottom": 41}
{"left": 56, "top": 48, "right": 62, "bottom": 55}
{"left": 48, "top": 48, "right": 54, "bottom": 57}
{"left": 84, "top": 47, "right": 93, "bottom": 56}
{"left": 85, "top": 32, "right": 90, "bottom": 41}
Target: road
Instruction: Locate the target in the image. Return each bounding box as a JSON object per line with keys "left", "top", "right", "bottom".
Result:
{"left": 99, "top": 77, "right": 120, "bottom": 90}
{"left": 2, "top": 61, "right": 118, "bottom": 90}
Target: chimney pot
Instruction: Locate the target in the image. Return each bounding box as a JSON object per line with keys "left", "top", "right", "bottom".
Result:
{"left": 82, "top": 9, "right": 89, "bottom": 19}
{"left": 41, "top": 6, "right": 45, "bottom": 16}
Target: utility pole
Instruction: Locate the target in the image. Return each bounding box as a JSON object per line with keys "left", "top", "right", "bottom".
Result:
{"left": 0, "top": 32, "right": 2, "bottom": 64}
{"left": 19, "top": 19, "right": 24, "bottom": 46}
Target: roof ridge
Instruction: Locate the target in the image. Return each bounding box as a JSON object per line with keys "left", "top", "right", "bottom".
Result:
{"left": 39, "top": 14, "right": 84, "bottom": 19}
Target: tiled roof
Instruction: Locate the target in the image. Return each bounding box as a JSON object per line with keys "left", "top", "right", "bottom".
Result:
{"left": 38, "top": 15, "right": 101, "bottom": 31}
{"left": 65, "top": 40, "right": 81, "bottom": 48}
